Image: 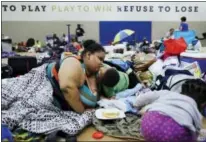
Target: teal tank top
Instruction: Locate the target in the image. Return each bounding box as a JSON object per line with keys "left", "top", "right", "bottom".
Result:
{"left": 46, "top": 56, "right": 99, "bottom": 108}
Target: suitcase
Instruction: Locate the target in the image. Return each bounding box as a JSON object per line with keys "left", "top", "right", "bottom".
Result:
{"left": 8, "top": 56, "right": 37, "bottom": 76}
{"left": 1, "top": 64, "right": 13, "bottom": 79}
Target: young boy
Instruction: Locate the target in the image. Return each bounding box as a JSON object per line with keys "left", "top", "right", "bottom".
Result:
{"left": 98, "top": 66, "right": 142, "bottom": 99}
{"left": 179, "top": 16, "right": 189, "bottom": 31}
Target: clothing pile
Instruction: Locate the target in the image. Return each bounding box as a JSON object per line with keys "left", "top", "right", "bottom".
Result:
{"left": 93, "top": 113, "right": 144, "bottom": 141}
{"left": 96, "top": 31, "right": 206, "bottom": 141}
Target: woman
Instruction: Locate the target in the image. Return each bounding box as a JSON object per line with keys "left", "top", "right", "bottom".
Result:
{"left": 48, "top": 42, "right": 105, "bottom": 113}
{"left": 2, "top": 40, "right": 106, "bottom": 135}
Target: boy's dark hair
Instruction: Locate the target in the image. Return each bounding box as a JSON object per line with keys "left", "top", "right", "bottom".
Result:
{"left": 181, "top": 16, "right": 187, "bottom": 22}
{"left": 181, "top": 79, "right": 206, "bottom": 114}
{"left": 102, "top": 68, "right": 120, "bottom": 87}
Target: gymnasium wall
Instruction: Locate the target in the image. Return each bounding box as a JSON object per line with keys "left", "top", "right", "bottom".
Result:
{"left": 2, "top": 2, "right": 206, "bottom": 45}
{"left": 2, "top": 21, "right": 99, "bottom": 43}
{"left": 2, "top": 21, "right": 206, "bottom": 46}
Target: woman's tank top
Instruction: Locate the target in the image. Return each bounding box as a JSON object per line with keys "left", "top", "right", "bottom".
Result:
{"left": 46, "top": 55, "right": 99, "bottom": 110}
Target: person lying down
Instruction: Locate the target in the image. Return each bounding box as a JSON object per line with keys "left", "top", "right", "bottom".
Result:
{"left": 96, "top": 67, "right": 150, "bottom": 113}
{"left": 133, "top": 79, "right": 206, "bottom": 142}
{"left": 98, "top": 67, "right": 145, "bottom": 99}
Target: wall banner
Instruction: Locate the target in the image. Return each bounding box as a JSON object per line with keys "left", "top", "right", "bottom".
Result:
{"left": 2, "top": 2, "right": 206, "bottom": 21}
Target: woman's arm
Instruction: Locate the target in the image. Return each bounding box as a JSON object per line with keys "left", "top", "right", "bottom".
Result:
{"left": 58, "top": 58, "right": 85, "bottom": 113}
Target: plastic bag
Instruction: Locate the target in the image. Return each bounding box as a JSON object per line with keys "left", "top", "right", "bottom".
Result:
{"left": 164, "top": 37, "right": 187, "bottom": 55}
{"left": 132, "top": 53, "right": 156, "bottom": 72}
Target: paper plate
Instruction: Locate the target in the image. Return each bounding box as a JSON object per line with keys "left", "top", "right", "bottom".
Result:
{"left": 95, "top": 108, "right": 126, "bottom": 120}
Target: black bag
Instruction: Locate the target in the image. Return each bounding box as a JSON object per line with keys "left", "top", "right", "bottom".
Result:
{"left": 8, "top": 56, "right": 37, "bottom": 76}
{"left": 1, "top": 64, "right": 13, "bottom": 79}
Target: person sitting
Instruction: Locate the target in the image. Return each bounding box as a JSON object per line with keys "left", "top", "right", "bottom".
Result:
{"left": 165, "top": 28, "right": 175, "bottom": 39}
{"left": 26, "top": 38, "right": 35, "bottom": 48}
{"left": 139, "top": 37, "right": 150, "bottom": 52}
{"left": 61, "top": 33, "right": 68, "bottom": 46}
{"left": 179, "top": 16, "right": 189, "bottom": 31}
{"left": 71, "top": 38, "right": 81, "bottom": 51}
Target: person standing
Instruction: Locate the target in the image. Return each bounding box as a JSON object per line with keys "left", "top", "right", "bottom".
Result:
{"left": 76, "top": 24, "right": 85, "bottom": 43}
{"left": 53, "top": 33, "right": 61, "bottom": 47}
{"left": 179, "top": 16, "right": 189, "bottom": 31}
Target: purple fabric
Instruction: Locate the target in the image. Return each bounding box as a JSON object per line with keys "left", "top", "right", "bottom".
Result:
{"left": 141, "top": 111, "right": 197, "bottom": 142}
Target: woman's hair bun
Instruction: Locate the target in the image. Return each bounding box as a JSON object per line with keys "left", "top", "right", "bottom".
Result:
{"left": 83, "top": 39, "right": 96, "bottom": 49}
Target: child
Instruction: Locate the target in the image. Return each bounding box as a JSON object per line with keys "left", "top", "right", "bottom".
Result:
{"left": 134, "top": 79, "right": 206, "bottom": 142}
{"left": 98, "top": 67, "right": 143, "bottom": 99}
{"left": 179, "top": 16, "right": 189, "bottom": 31}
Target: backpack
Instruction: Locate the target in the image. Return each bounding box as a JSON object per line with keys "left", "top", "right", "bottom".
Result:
{"left": 2, "top": 64, "right": 13, "bottom": 79}
{"left": 154, "top": 68, "right": 193, "bottom": 91}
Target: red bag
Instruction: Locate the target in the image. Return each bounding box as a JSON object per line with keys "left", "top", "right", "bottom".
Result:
{"left": 164, "top": 37, "right": 187, "bottom": 55}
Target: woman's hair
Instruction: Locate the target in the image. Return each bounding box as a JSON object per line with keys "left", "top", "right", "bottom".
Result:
{"left": 81, "top": 40, "right": 105, "bottom": 59}
{"left": 83, "top": 39, "right": 96, "bottom": 48}
{"left": 102, "top": 68, "right": 120, "bottom": 87}
{"left": 181, "top": 79, "right": 206, "bottom": 113}
{"left": 181, "top": 16, "right": 187, "bottom": 22}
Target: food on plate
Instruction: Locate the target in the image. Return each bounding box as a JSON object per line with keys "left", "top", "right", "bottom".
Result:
{"left": 102, "top": 111, "right": 120, "bottom": 118}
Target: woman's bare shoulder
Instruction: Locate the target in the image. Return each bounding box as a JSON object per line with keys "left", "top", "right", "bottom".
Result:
{"left": 58, "top": 57, "right": 85, "bottom": 87}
